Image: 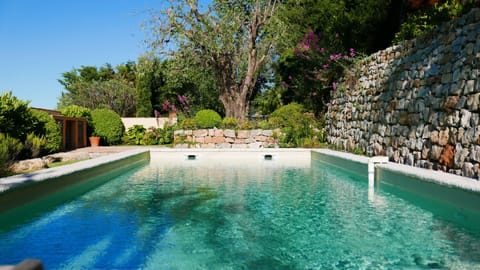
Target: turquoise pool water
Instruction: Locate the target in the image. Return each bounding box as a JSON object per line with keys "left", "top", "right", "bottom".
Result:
{"left": 1, "top": 159, "right": 480, "bottom": 269}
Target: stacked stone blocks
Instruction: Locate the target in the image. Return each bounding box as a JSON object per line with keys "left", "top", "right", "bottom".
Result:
{"left": 326, "top": 8, "right": 480, "bottom": 178}
{"left": 174, "top": 129, "right": 278, "bottom": 148}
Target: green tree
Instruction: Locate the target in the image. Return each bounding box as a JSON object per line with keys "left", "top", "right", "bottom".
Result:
{"left": 58, "top": 64, "right": 137, "bottom": 116}
{"left": 135, "top": 57, "right": 166, "bottom": 117}
{"left": 146, "top": 0, "right": 281, "bottom": 122}
{"left": 160, "top": 58, "right": 223, "bottom": 116}
{"left": 277, "top": 0, "right": 397, "bottom": 55}
{"left": 393, "top": 0, "right": 479, "bottom": 43}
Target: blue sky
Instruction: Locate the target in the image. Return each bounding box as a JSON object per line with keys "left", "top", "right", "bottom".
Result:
{"left": 0, "top": 0, "right": 163, "bottom": 109}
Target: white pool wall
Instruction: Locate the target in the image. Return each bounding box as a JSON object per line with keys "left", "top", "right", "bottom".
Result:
{"left": 149, "top": 148, "right": 312, "bottom": 168}
{"left": 312, "top": 149, "right": 370, "bottom": 179}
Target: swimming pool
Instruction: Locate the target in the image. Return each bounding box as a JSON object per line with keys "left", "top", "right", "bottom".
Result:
{"left": 1, "top": 150, "right": 480, "bottom": 269}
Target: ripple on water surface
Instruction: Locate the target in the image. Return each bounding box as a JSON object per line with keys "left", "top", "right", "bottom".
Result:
{"left": 1, "top": 161, "right": 480, "bottom": 269}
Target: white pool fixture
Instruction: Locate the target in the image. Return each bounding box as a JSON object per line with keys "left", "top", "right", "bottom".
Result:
{"left": 368, "top": 156, "right": 389, "bottom": 189}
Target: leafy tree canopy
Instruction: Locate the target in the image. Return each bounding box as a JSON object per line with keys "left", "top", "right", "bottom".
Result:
{"left": 58, "top": 63, "right": 137, "bottom": 116}
{"left": 145, "top": 0, "right": 283, "bottom": 122}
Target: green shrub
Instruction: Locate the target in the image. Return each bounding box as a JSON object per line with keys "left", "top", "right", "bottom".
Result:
{"left": 91, "top": 109, "right": 125, "bottom": 145}
{"left": 155, "top": 124, "right": 174, "bottom": 145}
{"left": 124, "top": 125, "right": 147, "bottom": 145}
{"left": 31, "top": 110, "right": 62, "bottom": 155}
{"left": 23, "top": 133, "right": 47, "bottom": 158}
{"left": 269, "top": 103, "right": 321, "bottom": 147}
{"left": 0, "top": 133, "right": 23, "bottom": 169}
{"left": 238, "top": 120, "right": 255, "bottom": 130}
{"left": 0, "top": 91, "right": 35, "bottom": 141}
{"left": 258, "top": 120, "right": 271, "bottom": 130}
{"left": 393, "top": 0, "right": 474, "bottom": 43}
{"left": 194, "top": 109, "right": 222, "bottom": 129}
{"left": 221, "top": 117, "right": 238, "bottom": 129}
{"left": 0, "top": 92, "right": 61, "bottom": 161}
{"left": 269, "top": 103, "right": 305, "bottom": 128}
{"left": 180, "top": 118, "right": 197, "bottom": 129}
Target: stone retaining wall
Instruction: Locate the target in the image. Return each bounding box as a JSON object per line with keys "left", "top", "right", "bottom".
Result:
{"left": 173, "top": 129, "right": 279, "bottom": 148}
{"left": 325, "top": 8, "right": 480, "bottom": 178}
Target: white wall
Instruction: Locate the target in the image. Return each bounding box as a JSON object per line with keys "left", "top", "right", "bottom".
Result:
{"left": 121, "top": 117, "right": 177, "bottom": 130}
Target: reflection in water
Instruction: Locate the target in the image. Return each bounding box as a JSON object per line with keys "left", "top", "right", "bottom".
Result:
{"left": 0, "top": 159, "right": 479, "bottom": 269}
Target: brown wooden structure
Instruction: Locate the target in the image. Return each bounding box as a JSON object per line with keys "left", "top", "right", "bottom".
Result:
{"left": 32, "top": 108, "right": 88, "bottom": 150}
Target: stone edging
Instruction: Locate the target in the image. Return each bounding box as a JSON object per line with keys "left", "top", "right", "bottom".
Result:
{"left": 173, "top": 129, "right": 280, "bottom": 148}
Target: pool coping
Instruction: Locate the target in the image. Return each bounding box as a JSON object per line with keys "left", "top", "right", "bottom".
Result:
{"left": 0, "top": 149, "right": 149, "bottom": 194}
{"left": 312, "top": 149, "right": 480, "bottom": 194}
{"left": 377, "top": 162, "right": 480, "bottom": 193}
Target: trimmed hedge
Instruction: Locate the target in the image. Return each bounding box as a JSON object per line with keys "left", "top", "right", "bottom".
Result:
{"left": 91, "top": 108, "right": 124, "bottom": 145}
{"left": 194, "top": 109, "right": 222, "bottom": 129}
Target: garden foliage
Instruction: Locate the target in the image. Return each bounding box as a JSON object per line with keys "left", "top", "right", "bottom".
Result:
{"left": 221, "top": 117, "right": 238, "bottom": 129}
{"left": 194, "top": 110, "right": 222, "bottom": 129}
{"left": 276, "top": 30, "right": 358, "bottom": 115}
{"left": 394, "top": 0, "right": 478, "bottom": 43}
{"left": 90, "top": 108, "right": 125, "bottom": 145}
{"left": 0, "top": 92, "right": 62, "bottom": 169}
{"left": 124, "top": 124, "right": 174, "bottom": 145}
{"left": 269, "top": 103, "right": 323, "bottom": 147}
{"left": 28, "top": 110, "right": 62, "bottom": 157}
{"left": 0, "top": 133, "right": 23, "bottom": 168}
{"left": 0, "top": 91, "right": 35, "bottom": 141}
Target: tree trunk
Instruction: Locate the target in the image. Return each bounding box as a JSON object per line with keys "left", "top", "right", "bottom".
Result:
{"left": 220, "top": 89, "right": 248, "bottom": 123}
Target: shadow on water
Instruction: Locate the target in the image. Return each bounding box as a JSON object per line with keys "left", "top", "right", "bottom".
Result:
{"left": 0, "top": 158, "right": 148, "bottom": 232}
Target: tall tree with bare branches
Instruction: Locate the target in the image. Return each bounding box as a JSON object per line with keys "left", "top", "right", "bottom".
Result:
{"left": 146, "top": 0, "right": 281, "bottom": 122}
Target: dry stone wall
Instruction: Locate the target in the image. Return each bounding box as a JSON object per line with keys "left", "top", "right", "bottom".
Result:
{"left": 173, "top": 129, "right": 279, "bottom": 148}
{"left": 325, "top": 8, "right": 480, "bottom": 178}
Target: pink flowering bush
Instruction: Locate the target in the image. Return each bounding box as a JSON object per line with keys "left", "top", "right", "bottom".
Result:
{"left": 277, "top": 30, "right": 359, "bottom": 114}
{"left": 159, "top": 95, "right": 191, "bottom": 117}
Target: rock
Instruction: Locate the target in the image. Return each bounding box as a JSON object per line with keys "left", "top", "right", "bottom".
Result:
{"left": 439, "top": 144, "right": 455, "bottom": 168}
{"left": 463, "top": 162, "right": 475, "bottom": 178}
{"left": 224, "top": 129, "right": 236, "bottom": 138}
{"left": 439, "top": 129, "right": 450, "bottom": 146}
{"left": 373, "top": 143, "right": 383, "bottom": 156}
{"left": 218, "top": 143, "right": 232, "bottom": 148}
{"left": 430, "top": 130, "right": 439, "bottom": 144}
{"left": 214, "top": 129, "right": 224, "bottom": 137}
{"left": 193, "top": 129, "right": 208, "bottom": 137}
{"left": 44, "top": 152, "right": 90, "bottom": 163}
{"left": 454, "top": 143, "right": 470, "bottom": 169}
{"left": 466, "top": 93, "right": 480, "bottom": 111}
{"left": 237, "top": 130, "right": 250, "bottom": 139}
{"left": 262, "top": 130, "right": 273, "bottom": 136}
{"left": 8, "top": 158, "right": 47, "bottom": 173}
{"left": 465, "top": 80, "right": 476, "bottom": 94}
{"left": 248, "top": 142, "right": 263, "bottom": 149}
{"left": 470, "top": 145, "right": 480, "bottom": 162}
{"left": 460, "top": 109, "right": 472, "bottom": 128}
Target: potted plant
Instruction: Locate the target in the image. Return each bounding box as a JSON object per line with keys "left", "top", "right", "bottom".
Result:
{"left": 89, "top": 132, "right": 101, "bottom": 147}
